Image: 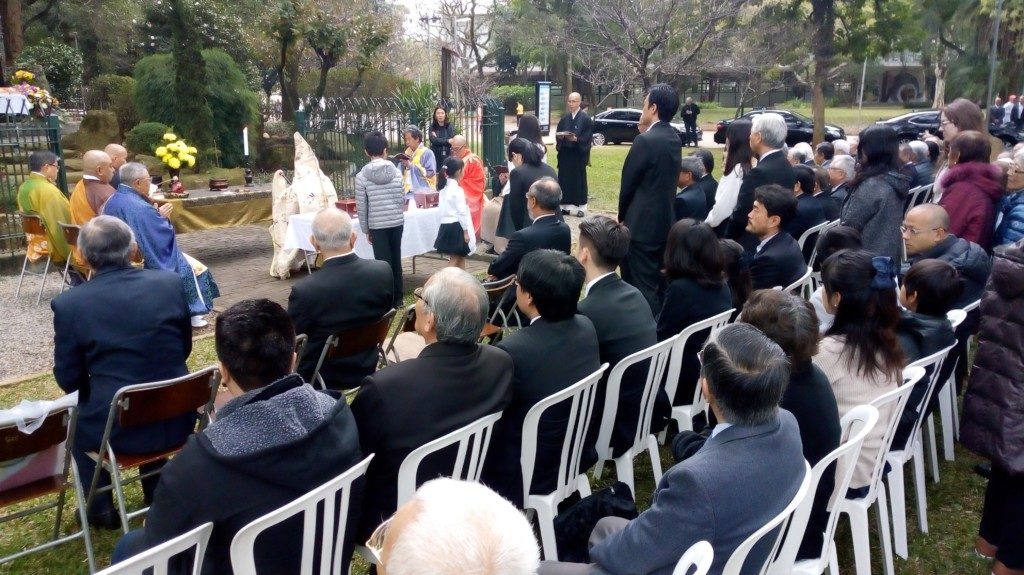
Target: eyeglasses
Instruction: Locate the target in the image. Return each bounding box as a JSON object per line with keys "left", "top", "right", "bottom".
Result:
{"left": 364, "top": 515, "right": 393, "bottom": 565}
{"left": 940, "top": 119, "right": 952, "bottom": 127}
{"left": 413, "top": 286, "right": 430, "bottom": 307}
{"left": 900, "top": 225, "right": 940, "bottom": 235}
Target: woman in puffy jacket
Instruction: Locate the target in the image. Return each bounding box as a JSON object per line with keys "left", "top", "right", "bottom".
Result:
{"left": 938, "top": 131, "right": 1004, "bottom": 252}
{"left": 995, "top": 150, "right": 1024, "bottom": 248}
{"left": 961, "top": 239, "right": 1024, "bottom": 574}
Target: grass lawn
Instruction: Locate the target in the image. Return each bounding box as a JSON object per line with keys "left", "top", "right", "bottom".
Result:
{"left": 0, "top": 321, "right": 991, "bottom": 574}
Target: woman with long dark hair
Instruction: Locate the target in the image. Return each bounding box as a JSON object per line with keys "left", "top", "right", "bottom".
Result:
{"left": 514, "top": 114, "right": 548, "bottom": 161}
{"left": 705, "top": 119, "right": 754, "bottom": 231}
{"left": 938, "top": 131, "right": 1003, "bottom": 250}
{"left": 495, "top": 137, "right": 556, "bottom": 239}
{"left": 657, "top": 219, "right": 732, "bottom": 406}
{"left": 934, "top": 98, "right": 1003, "bottom": 200}
{"left": 839, "top": 125, "right": 910, "bottom": 263}
{"left": 813, "top": 249, "right": 904, "bottom": 494}
{"left": 429, "top": 106, "right": 455, "bottom": 190}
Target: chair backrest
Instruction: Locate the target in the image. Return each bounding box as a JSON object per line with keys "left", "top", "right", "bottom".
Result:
{"left": 18, "top": 212, "right": 46, "bottom": 236}
{"left": 324, "top": 309, "right": 397, "bottom": 361}
{"left": 0, "top": 405, "right": 75, "bottom": 499}
{"left": 673, "top": 540, "right": 714, "bottom": 575}
{"left": 858, "top": 367, "right": 923, "bottom": 503}
{"left": 110, "top": 366, "right": 220, "bottom": 431}
{"left": 58, "top": 222, "right": 81, "bottom": 248}
{"left": 294, "top": 333, "right": 309, "bottom": 364}
{"left": 483, "top": 275, "right": 521, "bottom": 329}
{"left": 797, "top": 220, "right": 833, "bottom": 265}
{"left": 900, "top": 342, "right": 957, "bottom": 452}
{"left": 903, "top": 184, "right": 932, "bottom": 215}
{"left": 383, "top": 305, "right": 417, "bottom": 360}
{"left": 98, "top": 522, "right": 213, "bottom": 575}
{"left": 482, "top": 275, "right": 516, "bottom": 305}
{"left": 961, "top": 298, "right": 981, "bottom": 314}
{"left": 722, "top": 461, "right": 812, "bottom": 575}
{"left": 805, "top": 219, "right": 840, "bottom": 269}
{"left": 595, "top": 337, "right": 676, "bottom": 460}
{"left": 769, "top": 405, "right": 880, "bottom": 573}
{"left": 520, "top": 364, "right": 608, "bottom": 503}
{"left": 946, "top": 309, "right": 967, "bottom": 331}
{"left": 783, "top": 267, "right": 813, "bottom": 299}
{"left": 396, "top": 411, "right": 502, "bottom": 508}
{"left": 230, "top": 455, "right": 374, "bottom": 575}
{"left": 662, "top": 308, "right": 735, "bottom": 411}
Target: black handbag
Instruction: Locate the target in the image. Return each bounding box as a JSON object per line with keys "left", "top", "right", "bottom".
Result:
{"left": 552, "top": 481, "right": 639, "bottom": 562}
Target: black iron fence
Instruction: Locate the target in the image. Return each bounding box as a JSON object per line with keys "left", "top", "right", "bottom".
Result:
{"left": 0, "top": 99, "right": 66, "bottom": 256}
{"left": 294, "top": 96, "right": 505, "bottom": 198}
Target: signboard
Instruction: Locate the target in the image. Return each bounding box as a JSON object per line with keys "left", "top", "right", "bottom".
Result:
{"left": 536, "top": 81, "right": 552, "bottom": 133}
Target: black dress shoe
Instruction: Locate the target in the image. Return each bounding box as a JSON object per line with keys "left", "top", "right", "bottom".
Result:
{"left": 80, "top": 509, "right": 121, "bottom": 530}
{"left": 974, "top": 463, "right": 992, "bottom": 479}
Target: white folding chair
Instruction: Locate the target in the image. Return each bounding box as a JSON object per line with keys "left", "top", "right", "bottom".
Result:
{"left": 593, "top": 337, "right": 676, "bottom": 494}
{"left": 887, "top": 343, "right": 956, "bottom": 559}
{"left": 230, "top": 455, "right": 373, "bottom": 575}
{"left": 15, "top": 212, "right": 53, "bottom": 305}
{"left": 783, "top": 267, "right": 814, "bottom": 299}
{"left": 356, "top": 411, "right": 503, "bottom": 566}
{"left": 673, "top": 540, "right": 714, "bottom": 575}
{"left": 797, "top": 220, "right": 834, "bottom": 266}
{"left": 769, "top": 405, "right": 880, "bottom": 575}
{"left": 659, "top": 308, "right": 735, "bottom": 443}
{"left": 836, "top": 366, "right": 922, "bottom": 575}
{"left": 98, "top": 522, "right": 213, "bottom": 575}
{"left": 805, "top": 219, "right": 840, "bottom": 270}
{"left": 948, "top": 299, "right": 981, "bottom": 442}
{"left": 920, "top": 309, "right": 966, "bottom": 467}
{"left": 903, "top": 184, "right": 932, "bottom": 215}
{"left": 521, "top": 365, "right": 608, "bottom": 560}
{"left": 722, "top": 461, "right": 812, "bottom": 575}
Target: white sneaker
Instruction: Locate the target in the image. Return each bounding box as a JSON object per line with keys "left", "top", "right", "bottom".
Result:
{"left": 191, "top": 316, "right": 208, "bottom": 328}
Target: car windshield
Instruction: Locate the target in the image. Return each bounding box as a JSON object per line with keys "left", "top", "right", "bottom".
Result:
{"left": 787, "top": 110, "right": 813, "bottom": 123}
{"left": 886, "top": 111, "right": 937, "bottom": 122}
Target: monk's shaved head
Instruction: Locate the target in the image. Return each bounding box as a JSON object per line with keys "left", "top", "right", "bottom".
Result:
{"left": 450, "top": 135, "right": 467, "bottom": 148}
{"left": 104, "top": 144, "right": 128, "bottom": 167}
{"left": 83, "top": 150, "right": 112, "bottom": 174}
{"left": 908, "top": 203, "right": 950, "bottom": 230}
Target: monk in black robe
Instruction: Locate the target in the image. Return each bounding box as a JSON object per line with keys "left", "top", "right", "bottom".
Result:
{"left": 555, "top": 92, "right": 594, "bottom": 215}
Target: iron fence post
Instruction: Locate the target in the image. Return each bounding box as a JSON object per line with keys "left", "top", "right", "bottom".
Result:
{"left": 295, "top": 109, "right": 307, "bottom": 138}
{"left": 46, "top": 115, "right": 68, "bottom": 195}
{"left": 481, "top": 98, "right": 505, "bottom": 195}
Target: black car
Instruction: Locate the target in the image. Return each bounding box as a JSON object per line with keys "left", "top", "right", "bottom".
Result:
{"left": 591, "top": 108, "right": 702, "bottom": 146}
{"left": 877, "top": 109, "right": 1022, "bottom": 149}
{"left": 712, "top": 108, "right": 845, "bottom": 146}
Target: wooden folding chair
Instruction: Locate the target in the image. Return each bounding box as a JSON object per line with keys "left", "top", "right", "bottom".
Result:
{"left": 87, "top": 366, "right": 221, "bottom": 533}
{"left": 481, "top": 275, "right": 519, "bottom": 344}
{"left": 58, "top": 222, "right": 84, "bottom": 293}
{"left": 15, "top": 212, "right": 53, "bottom": 305}
{"left": 310, "top": 309, "right": 397, "bottom": 390}
{"left": 0, "top": 405, "right": 96, "bottom": 573}
{"left": 383, "top": 305, "right": 418, "bottom": 363}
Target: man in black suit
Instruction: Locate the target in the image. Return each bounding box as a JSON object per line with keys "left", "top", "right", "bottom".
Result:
{"left": 487, "top": 177, "right": 571, "bottom": 280}
{"left": 351, "top": 267, "right": 513, "bottom": 539}
{"left": 691, "top": 149, "right": 718, "bottom": 212}
{"left": 618, "top": 83, "right": 683, "bottom": 313}
{"left": 482, "top": 250, "right": 601, "bottom": 508}
{"left": 787, "top": 164, "right": 827, "bottom": 254}
{"left": 725, "top": 112, "right": 796, "bottom": 251}
{"left": 288, "top": 207, "right": 394, "bottom": 390}
{"left": 52, "top": 216, "right": 195, "bottom": 528}
{"left": 825, "top": 154, "right": 855, "bottom": 210}
{"left": 576, "top": 216, "right": 661, "bottom": 467}
{"left": 815, "top": 141, "right": 834, "bottom": 168}
{"left": 675, "top": 156, "right": 709, "bottom": 222}
{"left": 747, "top": 184, "right": 808, "bottom": 290}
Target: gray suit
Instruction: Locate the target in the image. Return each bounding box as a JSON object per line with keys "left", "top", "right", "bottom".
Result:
{"left": 541, "top": 410, "right": 805, "bottom": 575}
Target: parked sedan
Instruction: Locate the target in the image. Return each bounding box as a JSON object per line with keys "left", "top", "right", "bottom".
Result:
{"left": 712, "top": 108, "right": 845, "bottom": 146}
{"left": 877, "top": 109, "right": 1022, "bottom": 149}
{"left": 591, "top": 108, "right": 702, "bottom": 146}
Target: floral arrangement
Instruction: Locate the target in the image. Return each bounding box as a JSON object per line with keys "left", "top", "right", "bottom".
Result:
{"left": 11, "top": 69, "right": 59, "bottom": 115}
{"left": 154, "top": 132, "right": 197, "bottom": 170}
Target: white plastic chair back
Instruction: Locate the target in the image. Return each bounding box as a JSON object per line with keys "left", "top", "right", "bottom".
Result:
{"left": 769, "top": 405, "right": 880, "bottom": 574}
{"left": 396, "top": 411, "right": 502, "bottom": 507}
{"left": 783, "top": 267, "right": 814, "bottom": 299}
{"left": 900, "top": 344, "right": 956, "bottom": 456}
{"left": 805, "top": 219, "right": 840, "bottom": 268}
{"left": 673, "top": 540, "right": 714, "bottom": 575}
{"left": 99, "top": 523, "right": 213, "bottom": 575}
{"left": 595, "top": 337, "right": 675, "bottom": 463}
{"left": 662, "top": 309, "right": 735, "bottom": 419}
{"left": 229, "top": 455, "right": 373, "bottom": 575}
{"left": 904, "top": 184, "right": 932, "bottom": 215}
{"left": 521, "top": 364, "right": 608, "bottom": 506}
{"left": 797, "top": 220, "right": 834, "bottom": 265}
{"left": 961, "top": 298, "right": 981, "bottom": 314}
{"left": 722, "top": 461, "right": 812, "bottom": 575}
{"left": 945, "top": 309, "right": 966, "bottom": 331}
{"left": 856, "top": 368, "right": 923, "bottom": 504}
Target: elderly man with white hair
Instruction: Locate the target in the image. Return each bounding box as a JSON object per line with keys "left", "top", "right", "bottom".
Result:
{"left": 368, "top": 478, "right": 539, "bottom": 575}
{"left": 788, "top": 141, "right": 815, "bottom": 166}
{"left": 909, "top": 140, "right": 935, "bottom": 186}
{"left": 824, "top": 154, "right": 856, "bottom": 210}
{"left": 725, "top": 112, "right": 796, "bottom": 250}
{"left": 832, "top": 138, "right": 851, "bottom": 156}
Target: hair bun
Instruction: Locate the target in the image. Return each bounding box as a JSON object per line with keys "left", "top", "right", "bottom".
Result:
{"left": 870, "top": 256, "right": 897, "bottom": 290}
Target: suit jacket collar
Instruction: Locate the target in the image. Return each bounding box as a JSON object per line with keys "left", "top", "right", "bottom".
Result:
{"left": 321, "top": 253, "right": 358, "bottom": 267}
{"left": 90, "top": 265, "right": 135, "bottom": 279}
{"left": 419, "top": 341, "right": 479, "bottom": 359}
{"left": 584, "top": 272, "right": 618, "bottom": 298}
{"left": 701, "top": 415, "right": 782, "bottom": 451}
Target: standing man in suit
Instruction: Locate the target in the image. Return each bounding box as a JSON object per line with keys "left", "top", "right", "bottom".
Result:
{"left": 288, "top": 207, "right": 394, "bottom": 389}
{"left": 52, "top": 216, "right": 195, "bottom": 529}
{"left": 556, "top": 92, "right": 594, "bottom": 216}
{"left": 539, "top": 323, "right": 805, "bottom": 575}
{"left": 691, "top": 149, "right": 718, "bottom": 213}
{"left": 748, "top": 184, "right": 807, "bottom": 290}
{"left": 679, "top": 97, "right": 701, "bottom": 147}
{"left": 725, "top": 112, "right": 796, "bottom": 251}
{"left": 352, "top": 267, "right": 514, "bottom": 541}
{"left": 482, "top": 250, "right": 601, "bottom": 508}
{"left": 675, "top": 156, "right": 709, "bottom": 222}
{"left": 576, "top": 216, "right": 661, "bottom": 467}
{"left": 618, "top": 83, "right": 683, "bottom": 313}
{"left": 487, "top": 177, "right": 571, "bottom": 280}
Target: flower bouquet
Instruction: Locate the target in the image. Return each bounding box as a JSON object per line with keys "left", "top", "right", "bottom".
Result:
{"left": 11, "top": 69, "right": 59, "bottom": 117}
{"left": 154, "top": 132, "right": 197, "bottom": 196}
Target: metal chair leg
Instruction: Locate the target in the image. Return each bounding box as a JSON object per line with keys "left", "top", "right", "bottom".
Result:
{"left": 15, "top": 253, "right": 30, "bottom": 298}
{"left": 59, "top": 257, "right": 72, "bottom": 294}
{"left": 35, "top": 256, "right": 51, "bottom": 306}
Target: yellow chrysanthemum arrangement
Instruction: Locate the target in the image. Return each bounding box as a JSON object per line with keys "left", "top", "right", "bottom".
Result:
{"left": 154, "top": 132, "right": 198, "bottom": 170}
{"left": 13, "top": 70, "right": 35, "bottom": 84}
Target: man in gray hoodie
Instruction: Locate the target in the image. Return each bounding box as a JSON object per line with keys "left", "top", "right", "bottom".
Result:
{"left": 356, "top": 131, "right": 406, "bottom": 307}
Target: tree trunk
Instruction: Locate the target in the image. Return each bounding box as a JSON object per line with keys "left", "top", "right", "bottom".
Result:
{"left": 313, "top": 61, "right": 331, "bottom": 103}
{"left": 809, "top": 0, "right": 835, "bottom": 145}
{"left": 170, "top": 0, "right": 214, "bottom": 155}
{"left": 932, "top": 55, "right": 947, "bottom": 109}
{"left": 2, "top": 0, "right": 24, "bottom": 78}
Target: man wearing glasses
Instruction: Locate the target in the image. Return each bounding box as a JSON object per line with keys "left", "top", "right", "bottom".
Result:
{"left": 902, "top": 203, "right": 991, "bottom": 309}
{"left": 17, "top": 150, "right": 84, "bottom": 282}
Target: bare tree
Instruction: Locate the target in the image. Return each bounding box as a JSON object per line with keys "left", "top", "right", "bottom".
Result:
{"left": 437, "top": 0, "right": 494, "bottom": 77}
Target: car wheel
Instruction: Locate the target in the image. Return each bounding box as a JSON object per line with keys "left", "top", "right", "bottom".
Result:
{"left": 592, "top": 132, "right": 606, "bottom": 146}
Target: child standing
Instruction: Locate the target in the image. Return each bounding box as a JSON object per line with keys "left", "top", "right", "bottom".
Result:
{"left": 433, "top": 156, "right": 473, "bottom": 268}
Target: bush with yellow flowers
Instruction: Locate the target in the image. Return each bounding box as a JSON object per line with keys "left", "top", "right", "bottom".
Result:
{"left": 154, "top": 132, "right": 198, "bottom": 171}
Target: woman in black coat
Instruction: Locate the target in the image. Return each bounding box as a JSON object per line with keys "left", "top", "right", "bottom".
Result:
{"left": 495, "top": 137, "right": 557, "bottom": 238}
{"left": 429, "top": 106, "right": 455, "bottom": 187}
{"left": 740, "top": 288, "right": 841, "bottom": 561}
